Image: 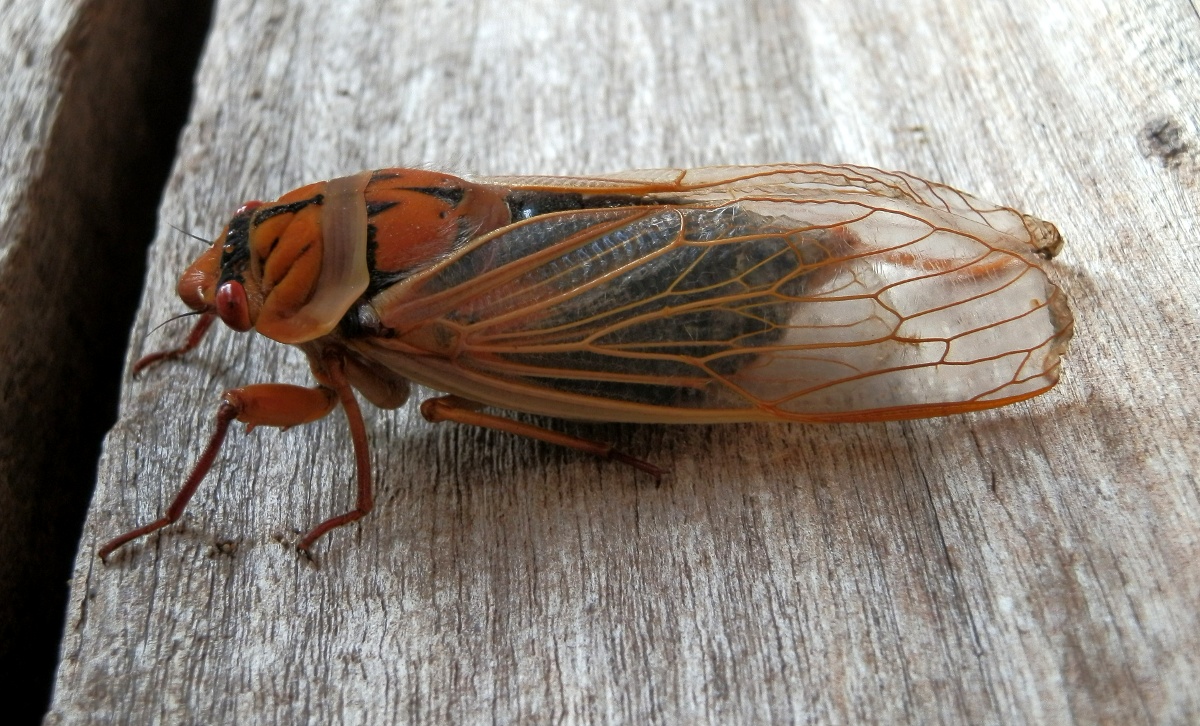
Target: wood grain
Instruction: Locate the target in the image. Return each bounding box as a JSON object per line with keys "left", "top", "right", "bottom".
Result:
{"left": 0, "top": 0, "right": 207, "bottom": 720}
{"left": 47, "top": 0, "right": 1200, "bottom": 723}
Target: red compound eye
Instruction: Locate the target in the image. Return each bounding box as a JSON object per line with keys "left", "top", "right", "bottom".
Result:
{"left": 215, "top": 280, "right": 252, "bottom": 331}
{"left": 235, "top": 200, "right": 265, "bottom": 216}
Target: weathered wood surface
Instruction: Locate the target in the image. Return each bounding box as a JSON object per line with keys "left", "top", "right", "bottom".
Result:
{"left": 0, "top": 1, "right": 206, "bottom": 721}
{"left": 47, "top": 0, "right": 1200, "bottom": 723}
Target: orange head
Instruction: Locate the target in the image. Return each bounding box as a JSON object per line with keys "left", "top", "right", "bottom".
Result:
{"left": 176, "top": 169, "right": 512, "bottom": 345}
{"left": 176, "top": 178, "right": 340, "bottom": 345}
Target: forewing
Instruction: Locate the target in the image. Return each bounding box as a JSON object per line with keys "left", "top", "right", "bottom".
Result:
{"left": 367, "top": 166, "right": 1073, "bottom": 423}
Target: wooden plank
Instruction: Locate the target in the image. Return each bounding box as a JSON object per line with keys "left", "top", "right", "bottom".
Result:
{"left": 0, "top": 0, "right": 208, "bottom": 721}
{"left": 47, "top": 0, "right": 1200, "bottom": 723}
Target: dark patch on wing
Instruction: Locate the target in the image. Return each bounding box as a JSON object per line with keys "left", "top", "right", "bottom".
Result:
{"left": 491, "top": 206, "right": 799, "bottom": 408}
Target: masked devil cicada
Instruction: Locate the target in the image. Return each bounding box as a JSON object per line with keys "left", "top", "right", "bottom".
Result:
{"left": 101, "top": 164, "right": 1074, "bottom": 560}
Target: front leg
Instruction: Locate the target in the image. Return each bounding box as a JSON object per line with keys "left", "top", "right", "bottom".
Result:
{"left": 131, "top": 313, "right": 216, "bottom": 376}
{"left": 99, "top": 383, "right": 337, "bottom": 561}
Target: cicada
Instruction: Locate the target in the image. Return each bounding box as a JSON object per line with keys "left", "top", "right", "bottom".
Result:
{"left": 100, "top": 164, "right": 1074, "bottom": 560}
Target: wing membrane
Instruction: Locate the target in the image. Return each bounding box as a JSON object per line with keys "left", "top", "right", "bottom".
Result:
{"left": 361, "top": 165, "right": 1073, "bottom": 423}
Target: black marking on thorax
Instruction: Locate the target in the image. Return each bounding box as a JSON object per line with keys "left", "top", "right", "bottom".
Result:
{"left": 218, "top": 213, "right": 252, "bottom": 285}
{"left": 252, "top": 195, "right": 323, "bottom": 222}
{"left": 366, "top": 200, "right": 398, "bottom": 217}
{"left": 343, "top": 226, "right": 396, "bottom": 338}
{"left": 406, "top": 186, "right": 466, "bottom": 207}
{"left": 504, "top": 191, "right": 661, "bottom": 221}
{"left": 219, "top": 195, "right": 324, "bottom": 284}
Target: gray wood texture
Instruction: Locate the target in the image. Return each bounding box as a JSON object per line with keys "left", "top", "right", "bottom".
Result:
{"left": 47, "top": 0, "right": 1200, "bottom": 723}
{"left": 0, "top": 0, "right": 206, "bottom": 720}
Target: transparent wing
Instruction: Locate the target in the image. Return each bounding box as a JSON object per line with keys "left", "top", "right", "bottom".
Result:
{"left": 362, "top": 165, "right": 1073, "bottom": 423}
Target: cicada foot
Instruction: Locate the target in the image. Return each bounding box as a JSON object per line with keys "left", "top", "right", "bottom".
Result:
{"left": 100, "top": 382, "right": 338, "bottom": 562}
{"left": 99, "top": 400, "right": 239, "bottom": 562}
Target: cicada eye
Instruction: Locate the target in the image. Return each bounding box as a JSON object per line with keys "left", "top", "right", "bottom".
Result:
{"left": 235, "top": 200, "right": 265, "bottom": 217}
{"left": 214, "top": 280, "right": 253, "bottom": 332}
